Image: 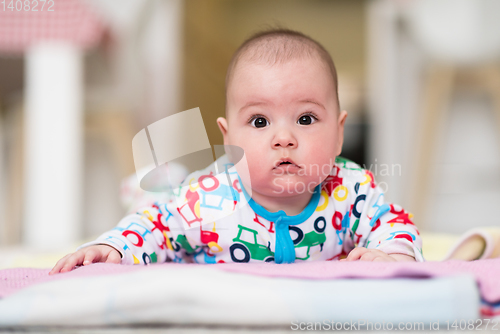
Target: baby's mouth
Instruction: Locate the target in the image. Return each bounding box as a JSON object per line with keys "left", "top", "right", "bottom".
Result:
{"left": 273, "top": 159, "right": 301, "bottom": 169}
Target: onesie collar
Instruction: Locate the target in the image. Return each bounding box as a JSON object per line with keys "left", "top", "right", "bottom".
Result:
{"left": 239, "top": 176, "right": 321, "bottom": 226}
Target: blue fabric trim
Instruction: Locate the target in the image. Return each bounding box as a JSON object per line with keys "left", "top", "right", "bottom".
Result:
{"left": 481, "top": 298, "right": 500, "bottom": 307}
{"left": 238, "top": 174, "right": 321, "bottom": 264}
{"left": 369, "top": 204, "right": 391, "bottom": 227}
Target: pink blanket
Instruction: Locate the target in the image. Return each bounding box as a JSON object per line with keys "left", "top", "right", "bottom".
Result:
{"left": 1, "top": 259, "right": 499, "bottom": 302}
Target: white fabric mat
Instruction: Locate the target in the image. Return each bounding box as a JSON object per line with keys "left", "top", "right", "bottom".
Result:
{"left": 0, "top": 265, "right": 479, "bottom": 327}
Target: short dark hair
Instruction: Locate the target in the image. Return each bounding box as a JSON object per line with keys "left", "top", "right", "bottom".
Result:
{"left": 225, "top": 28, "right": 339, "bottom": 112}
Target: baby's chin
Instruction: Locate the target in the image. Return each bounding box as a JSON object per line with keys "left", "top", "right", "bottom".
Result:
{"left": 260, "top": 175, "right": 324, "bottom": 197}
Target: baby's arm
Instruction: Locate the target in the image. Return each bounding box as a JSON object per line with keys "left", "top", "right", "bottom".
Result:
{"left": 50, "top": 201, "right": 193, "bottom": 274}
{"left": 361, "top": 202, "right": 423, "bottom": 262}
{"left": 340, "top": 172, "right": 423, "bottom": 262}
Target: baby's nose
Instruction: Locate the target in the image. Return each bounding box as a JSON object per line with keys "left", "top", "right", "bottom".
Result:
{"left": 273, "top": 131, "right": 297, "bottom": 148}
{"left": 274, "top": 141, "right": 295, "bottom": 148}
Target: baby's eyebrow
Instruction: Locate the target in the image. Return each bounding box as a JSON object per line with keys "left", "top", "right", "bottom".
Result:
{"left": 238, "top": 101, "right": 268, "bottom": 113}
{"left": 298, "top": 99, "right": 326, "bottom": 110}
{"left": 238, "top": 99, "right": 326, "bottom": 114}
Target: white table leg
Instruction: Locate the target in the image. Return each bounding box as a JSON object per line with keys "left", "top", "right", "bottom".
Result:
{"left": 24, "top": 43, "right": 83, "bottom": 249}
{"left": 366, "top": 0, "right": 401, "bottom": 199}
{"left": 0, "top": 102, "right": 5, "bottom": 245}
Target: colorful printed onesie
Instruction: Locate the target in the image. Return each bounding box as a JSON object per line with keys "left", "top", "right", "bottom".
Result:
{"left": 80, "top": 156, "right": 424, "bottom": 264}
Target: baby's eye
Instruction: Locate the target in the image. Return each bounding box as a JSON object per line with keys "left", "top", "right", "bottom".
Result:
{"left": 297, "top": 114, "right": 317, "bottom": 125}
{"left": 251, "top": 117, "right": 269, "bottom": 128}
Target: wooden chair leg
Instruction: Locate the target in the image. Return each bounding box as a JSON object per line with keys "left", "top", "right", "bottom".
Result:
{"left": 85, "top": 111, "right": 136, "bottom": 180}
{"left": 104, "top": 113, "right": 136, "bottom": 179}
{"left": 483, "top": 63, "right": 500, "bottom": 152}
{"left": 0, "top": 101, "right": 4, "bottom": 245}
{"left": 5, "top": 104, "right": 24, "bottom": 245}
{"left": 410, "top": 64, "right": 455, "bottom": 230}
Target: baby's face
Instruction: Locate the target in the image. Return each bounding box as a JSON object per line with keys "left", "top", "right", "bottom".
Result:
{"left": 218, "top": 57, "right": 347, "bottom": 198}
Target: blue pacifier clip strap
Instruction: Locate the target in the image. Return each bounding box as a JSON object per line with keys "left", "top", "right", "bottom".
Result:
{"left": 274, "top": 217, "right": 296, "bottom": 264}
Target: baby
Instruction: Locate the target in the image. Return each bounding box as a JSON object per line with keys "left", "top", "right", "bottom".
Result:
{"left": 50, "top": 29, "right": 423, "bottom": 274}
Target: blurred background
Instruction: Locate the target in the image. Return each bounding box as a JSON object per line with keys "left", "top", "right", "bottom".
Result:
{"left": 0, "top": 0, "right": 499, "bottom": 258}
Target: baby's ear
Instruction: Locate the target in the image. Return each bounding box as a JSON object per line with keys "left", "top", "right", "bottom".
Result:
{"left": 217, "top": 117, "right": 229, "bottom": 144}
{"left": 336, "top": 110, "right": 348, "bottom": 155}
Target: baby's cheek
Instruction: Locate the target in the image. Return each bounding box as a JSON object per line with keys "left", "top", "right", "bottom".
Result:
{"left": 305, "top": 149, "right": 336, "bottom": 176}
{"left": 243, "top": 158, "right": 266, "bottom": 187}
{"left": 235, "top": 136, "right": 262, "bottom": 160}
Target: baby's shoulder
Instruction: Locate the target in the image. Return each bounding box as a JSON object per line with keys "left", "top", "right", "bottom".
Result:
{"left": 175, "top": 155, "right": 241, "bottom": 203}
{"left": 321, "top": 156, "right": 377, "bottom": 195}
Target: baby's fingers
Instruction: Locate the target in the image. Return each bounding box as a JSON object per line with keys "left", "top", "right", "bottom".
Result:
{"left": 105, "top": 249, "right": 122, "bottom": 264}
{"left": 59, "top": 252, "right": 85, "bottom": 273}
{"left": 49, "top": 254, "right": 72, "bottom": 275}
{"left": 82, "top": 248, "right": 103, "bottom": 266}
{"left": 359, "top": 251, "right": 378, "bottom": 261}
{"left": 344, "top": 247, "right": 370, "bottom": 261}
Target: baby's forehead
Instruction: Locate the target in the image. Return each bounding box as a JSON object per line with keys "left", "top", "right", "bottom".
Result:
{"left": 226, "top": 62, "right": 339, "bottom": 117}
{"left": 229, "top": 57, "right": 334, "bottom": 94}
{"left": 236, "top": 54, "right": 327, "bottom": 73}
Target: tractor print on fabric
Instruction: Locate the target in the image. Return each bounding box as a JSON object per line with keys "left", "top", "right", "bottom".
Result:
{"left": 198, "top": 171, "right": 239, "bottom": 212}
{"left": 334, "top": 156, "right": 363, "bottom": 171}
{"left": 176, "top": 182, "right": 203, "bottom": 228}
{"left": 321, "top": 167, "right": 343, "bottom": 196}
{"left": 167, "top": 225, "right": 223, "bottom": 264}
{"left": 385, "top": 231, "right": 417, "bottom": 243}
{"left": 290, "top": 216, "right": 327, "bottom": 260}
{"left": 193, "top": 246, "right": 218, "bottom": 264}
{"left": 253, "top": 213, "right": 275, "bottom": 233}
{"left": 230, "top": 225, "right": 274, "bottom": 262}
{"left": 112, "top": 222, "right": 158, "bottom": 265}
{"left": 332, "top": 210, "right": 351, "bottom": 245}
{"left": 145, "top": 206, "right": 171, "bottom": 252}
{"left": 177, "top": 170, "right": 241, "bottom": 229}
{"left": 199, "top": 222, "right": 223, "bottom": 254}
{"left": 386, "top": 204, "right": 415, "bottom": 227}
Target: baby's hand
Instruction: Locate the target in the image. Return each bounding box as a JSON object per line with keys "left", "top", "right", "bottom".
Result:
{"left": 49, "top": 244, "right": 122, "bottom": 275}
{"left": 340, "top": 247, "right": 416, "bottom": 262}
